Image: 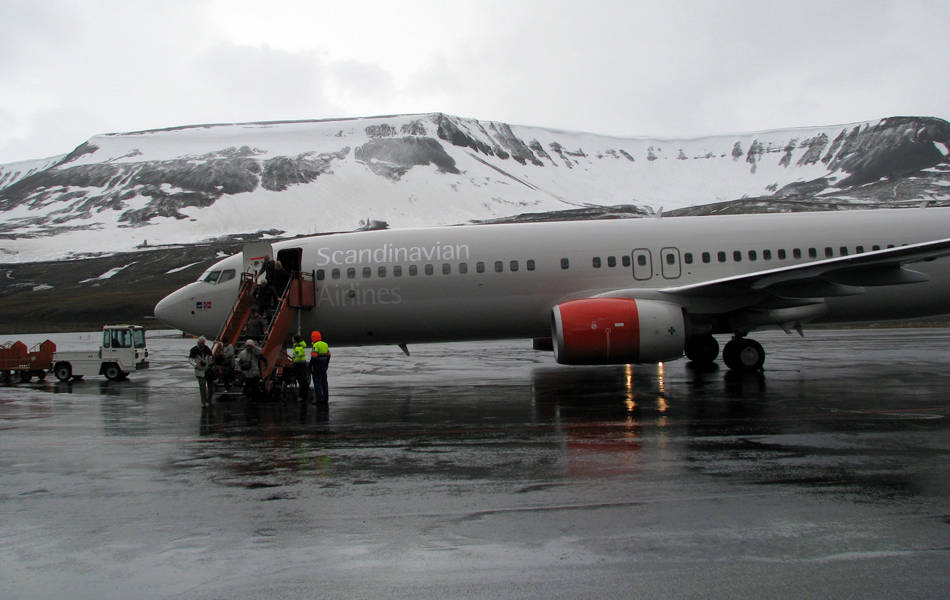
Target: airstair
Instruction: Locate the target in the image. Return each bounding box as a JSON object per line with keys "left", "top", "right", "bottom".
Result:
{"left": 216, "top": 268, "right": 316, "bottom": 380}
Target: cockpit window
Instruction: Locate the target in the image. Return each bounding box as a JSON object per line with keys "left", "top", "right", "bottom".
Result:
{"left": 218, "top": 269, "right": 236, "bottom": 283}
{"left": 200, "top": 270, "right": 221, "bottom": 284}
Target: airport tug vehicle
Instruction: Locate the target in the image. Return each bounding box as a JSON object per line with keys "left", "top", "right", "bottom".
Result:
{"left": 52, "top": 325, "right": 149, "bottom": 381}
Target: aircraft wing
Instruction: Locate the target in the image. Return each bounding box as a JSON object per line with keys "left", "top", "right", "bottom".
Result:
{"left": 659, "top": 237, "right": 950, "bottom": 301}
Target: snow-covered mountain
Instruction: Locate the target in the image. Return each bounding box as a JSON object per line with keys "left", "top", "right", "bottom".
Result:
{"left": 1, "top": 112, "right": 949, "bottom": 262}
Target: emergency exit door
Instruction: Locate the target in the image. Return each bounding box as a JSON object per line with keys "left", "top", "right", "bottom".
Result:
{"left": 661, "top": 247, "right": 681, "bottom": 279}
{"left": 631, "top": 248, "right": 652, "bottom": 280}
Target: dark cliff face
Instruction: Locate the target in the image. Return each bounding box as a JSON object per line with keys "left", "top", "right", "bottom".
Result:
{"left": 1, "top": 113, "right": 949, "bottom": 244}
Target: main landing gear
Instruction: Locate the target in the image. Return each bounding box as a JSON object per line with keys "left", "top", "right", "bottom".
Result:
{"left": 685, "top": 334, "right": 765, "bottom": 372}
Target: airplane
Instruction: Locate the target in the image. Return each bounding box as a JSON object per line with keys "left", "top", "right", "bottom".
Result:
{"left": 154, "top": 206, "right": 950, "bottom": 371}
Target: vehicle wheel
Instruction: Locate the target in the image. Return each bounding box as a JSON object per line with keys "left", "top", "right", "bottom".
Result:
{"left": 18, "top": 371, "right": 32, "bottom": 383}
{"left": 54, "top": 363, "right": 72, "bottom": 382}
{"left": 723, "top": 338, "right": 765, "bottom": 372}
{"left": 104, "top": 363, "right": 122, "bottom": 381}
{"left": 685, "top": 334, "right": 719, "bottom": 364}
{"left": 35, "top": 370, "right": 47, "bottom": 381}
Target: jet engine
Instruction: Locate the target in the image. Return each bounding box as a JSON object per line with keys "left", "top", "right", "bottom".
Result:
{"left": 551, "top": 298, "right": 685, "bottom": 365}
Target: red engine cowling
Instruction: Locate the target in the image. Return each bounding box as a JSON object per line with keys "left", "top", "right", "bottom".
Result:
{"left": 552, "top": 298, "right": 685, "bottom": 365}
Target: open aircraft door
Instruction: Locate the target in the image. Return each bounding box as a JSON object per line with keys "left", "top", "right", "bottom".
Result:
{"left": 242, "top": 241, "right": 273, "bottom": 276}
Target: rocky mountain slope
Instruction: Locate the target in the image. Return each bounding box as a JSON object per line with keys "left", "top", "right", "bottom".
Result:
{"left": 3, "top": 113, "right": 949, "bottom": 263}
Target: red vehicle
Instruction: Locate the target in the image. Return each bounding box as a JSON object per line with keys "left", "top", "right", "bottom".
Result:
{"left": 0, "top": 339, "right": 56, "bottom": 383}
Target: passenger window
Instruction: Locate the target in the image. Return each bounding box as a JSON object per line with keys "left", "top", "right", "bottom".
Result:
{"left": 409, "top": 265, "right": 418, "bottom": 276}
{"left": 347, "top": 267, "right": 356, "bottom": 279}
{"left": 748, "top": 250, "right": 757, "bottom": 261}
{"left": 218, "top": 269, "right": 236, "bottom": 283}
{"left": 839, "top": 246, "right": 848, "bottom": 256}
{"left": 494, "top": 261, "right": 504, "bottom": 273}
{"left": 792, "top": 249, "right": 801, "bottom": 259}
{"left": 887, "top": 244, "right": 895, "bottom": 248}
{"left": 778, "top": 249, "right": 786, "bottom": 259}
{"left": 510, "top": 260, "right": 519, "bottom": 272}
{"left": 459, "top": 262, "right": 468, "bottom": 274}
{"left": 378, "top": 266, "right": 387, "bottom": 277}
{"left": 702, "top": 252, "right": 711, "bottom": 263}
{"left": 425, "top": 264, "right": 434, "bottom": 275}
{"left": 560, "top": 258, "right": 570, "bottom": 269}
{"left": 363, "top": 266, "right": 372, "bottom": 278}
{"left": 621, "top": 255, "right": 630, "bottom": 267}
{"left": 825, "top": 247, "right": 834, "bottom": 258}
{"left": 393, "top": 266, "right": 403, "bottom": 277}
{"left": 592, "top": 257, "right": 602, "bottom": 268}
{"left": 684, "top": 253, "right": 693, "bottom": 264}
{"left": 763, "top": 249, "right": 772, "bottom": 260}
{"left": 732, "top": 250, "right": 742, "bottom": 262}
{"left": 331, "top": 268, "right": 341, "bottom": 280}
{"left": 527, "top": 260, "right": 536, "bottom": 271}
{"left": 872, "top": 245, "right": 881, "bottom": 251}
{"left": 477, "top": 262, "right": 486, "bottom": 273}
{"left": 442, "top": 263, "right": 451, "bottom": 275}
{"left": 638, "top": 254, "right": 648, "bottom": 266}
{"left": 808, "top": 248, "right": 817, "bottom": 258}
{"left": 856, "top": 246, "right": 864, "bottom": 253}
{"left": 607, "top": 256, "right": 616, "bottom": 268}
{"left": 717, "top": 251, "right": 726, "bottom": 263}
{"left": 316, "top": 269, "right": 326, "bottom": 281}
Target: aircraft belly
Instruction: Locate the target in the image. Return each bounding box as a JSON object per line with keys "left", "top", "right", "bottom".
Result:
{"left": 308, "top": 291, "right": 552, "bottom": 346}
{"left": 822, "top": 273, "right": 950, "bottom": 322}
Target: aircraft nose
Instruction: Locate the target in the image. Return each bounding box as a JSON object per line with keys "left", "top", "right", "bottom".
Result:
{"left": 154, "top": 288, "right": 188, "bottom": 329}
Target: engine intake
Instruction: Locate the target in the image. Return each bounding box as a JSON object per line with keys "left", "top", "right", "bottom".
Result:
{"left": 552, "top": 298, "right": 685, "bottom": 365}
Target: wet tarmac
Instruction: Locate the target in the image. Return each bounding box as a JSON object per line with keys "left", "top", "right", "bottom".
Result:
{"left": 2, "top": 328, "right": 950, "bottom": 599}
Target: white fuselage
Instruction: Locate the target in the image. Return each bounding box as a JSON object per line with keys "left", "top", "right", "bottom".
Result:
{"left": 154, "top": 207, "right": 950, "bottom": 346}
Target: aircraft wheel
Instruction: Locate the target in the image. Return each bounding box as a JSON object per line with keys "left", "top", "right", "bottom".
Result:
{"left": 54, "top": 363, "right": 72, "bottom": 382}
{"left": 104, "top": 363, "right": 123, "bottom": 381}
{"left": 685, "top": 334, "right": 719, "bottom": 364}
{"left": 723, "top": 338, "right": 765, "bottom": 372}
{"left": 18, "top": 371, "right": 32, "bottom": 383}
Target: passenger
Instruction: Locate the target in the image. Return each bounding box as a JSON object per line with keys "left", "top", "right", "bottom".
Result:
{"left": 309, "top": 330, "right": 330, "bottom": 404}
{"left": 270, "top": 261, "right": 291, "bottom": 298}
{"left": 244, "top": 309, "right": 266, "bottom": 342}
{"left": 256, "top": 256, "right": 277, "bottom": 313}
{"left": 292, "top": 334, "right": 310, "bottom": 401}
{"left": 212, "top": 340, "right": 235, "bottom": 391}
{"left": 237, "top": 339, "right": 264, "bottom": 401}
{"left": 187, "top": 337, "right": 214, "bottom": 407}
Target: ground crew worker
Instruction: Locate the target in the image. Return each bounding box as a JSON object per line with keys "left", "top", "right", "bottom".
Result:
{"left": 292, "top": 334, "right": 310, "bottom": 400}
{"left": 309, "top": 330, "right": 330, "bottom": 404}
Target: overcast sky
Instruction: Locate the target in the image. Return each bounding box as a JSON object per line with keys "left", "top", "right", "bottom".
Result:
{"left": 1, "top": 0, "right": 948, "bottom": 164}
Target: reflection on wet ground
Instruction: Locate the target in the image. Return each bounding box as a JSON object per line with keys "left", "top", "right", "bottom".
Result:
{"left": 2, "top": 329, "right": 950, "bottom": 599}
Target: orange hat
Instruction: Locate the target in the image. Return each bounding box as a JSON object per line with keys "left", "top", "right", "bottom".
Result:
{"left": 311, "top": 331, "right": 322, "bottom": 342}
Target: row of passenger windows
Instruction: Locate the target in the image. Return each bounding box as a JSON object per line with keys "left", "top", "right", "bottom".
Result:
{"left": 316, "top": 259, "right": 536, "bottom": 280}
{"left": 582, "top": 244, "right": 897, "bottom": 269}
{"left": 683, "top": 244, "right": 895, "bottom": 265}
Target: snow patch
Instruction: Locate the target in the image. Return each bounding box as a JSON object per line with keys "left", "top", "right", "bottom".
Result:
{"left": 166, "top": 261, "right": 203, "bottom": 274}
{"left": 78, "top": 262, "right": 136, "bottom": 283}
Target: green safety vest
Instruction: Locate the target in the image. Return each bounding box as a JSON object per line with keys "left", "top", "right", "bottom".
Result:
{"left": 311, "top": 341, "right": 329, "bottom": 357}
{"left": 292, "top": 341, "right": 308, "bottom": 362}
